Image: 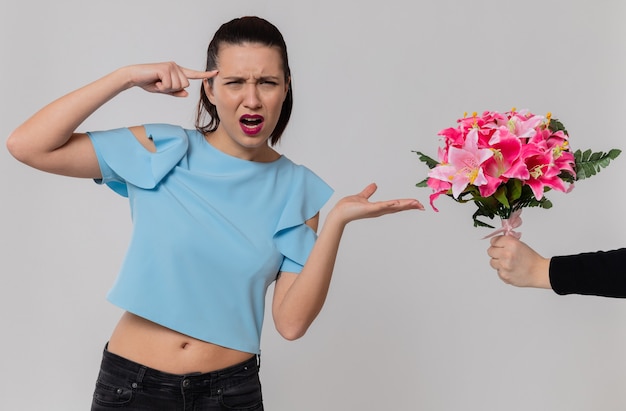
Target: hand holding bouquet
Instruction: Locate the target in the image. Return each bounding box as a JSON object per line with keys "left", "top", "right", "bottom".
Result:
{"left": 415, "top": 109, "right": 620, "bottom": 237}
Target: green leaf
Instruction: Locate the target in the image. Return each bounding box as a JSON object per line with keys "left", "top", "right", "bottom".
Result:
{"left": 493, "top": 186, "right": 510, "bottom": 208}
{"left": 507, "top": 179, "right": 523, "bottom": 202}
{"left": 473, "top": 218, "right": 495, "bottom": 229}
{"left": 573, "top": 148, "right": 621, "bottom": 181}
{"left": 548, "top": 118, "right": 568, "bottom": 135}
{"left": 412, "top": 151, "right": 439, "bottom": 169}
{"left": 541, "top": 199, "right": 553, "bottom": 209}
{"left": 558, "top": 170, "right": 575, "bottom": 184}
{"left": 580, "top": 149, "right": 592, "bottom": 162}
{"left": 472, "top": 207, "right": 496, "bottom": 228}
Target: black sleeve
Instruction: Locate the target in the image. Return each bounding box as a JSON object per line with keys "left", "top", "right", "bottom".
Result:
{"left": 549, "top": 248, "right": 626, "bottom": 298}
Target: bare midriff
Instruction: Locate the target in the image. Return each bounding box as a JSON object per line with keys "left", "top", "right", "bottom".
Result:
{"left": 107, "top": 311, "right": 255, "bottom": 374}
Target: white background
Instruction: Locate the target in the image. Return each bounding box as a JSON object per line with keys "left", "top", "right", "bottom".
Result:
{"left": 2, "top": 1, "right": 626, "bottom": 410}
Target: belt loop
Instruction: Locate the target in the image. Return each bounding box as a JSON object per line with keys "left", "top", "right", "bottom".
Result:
{"left": 136, "top": 366, "right": 147, "bottom": 384}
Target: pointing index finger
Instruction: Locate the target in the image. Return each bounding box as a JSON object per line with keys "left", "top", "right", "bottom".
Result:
{"left": 182, "top": 67, "right": 219, "bottom": 80}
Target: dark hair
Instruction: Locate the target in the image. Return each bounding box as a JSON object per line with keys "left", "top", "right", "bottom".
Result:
{"left": 195, "top": 16, "right": 293, "bottom": 146}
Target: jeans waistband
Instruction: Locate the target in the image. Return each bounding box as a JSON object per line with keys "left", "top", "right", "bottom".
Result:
{"left": 100, "top": 343, "right": 260, "bottom": 390}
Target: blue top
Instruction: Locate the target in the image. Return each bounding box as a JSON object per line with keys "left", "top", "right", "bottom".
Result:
{"left": 87, "top": 124, "right": 334, "bottom": 354}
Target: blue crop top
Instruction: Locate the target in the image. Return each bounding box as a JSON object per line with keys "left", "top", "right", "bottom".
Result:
{"left": 87, "top": 124, "right": 334, "bottom": 354}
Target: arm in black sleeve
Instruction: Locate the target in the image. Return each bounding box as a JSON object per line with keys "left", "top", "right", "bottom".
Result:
{"left": 550, "top": 248, "right": 626, "bottom": 298}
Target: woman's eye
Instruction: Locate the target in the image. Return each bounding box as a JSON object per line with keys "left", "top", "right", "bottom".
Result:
{"left": 225, "top": 81, "right": 244, "bottom": 88}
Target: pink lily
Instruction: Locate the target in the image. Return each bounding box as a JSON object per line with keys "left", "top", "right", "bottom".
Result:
{"left": 507, "top": 112, "right": 544, "bottom": 140}
{"left": 428, "top": 129, "right": 493, "bottom": 198}
{"left": 426, "top": 178, "right": 451, "bottom": 212}
{"left": 548, "top": 132, "right": 576, "bottom": 175}
{"left": 522, "top": 151, "right": 568, "bottom": 199}
{"left": 479, "top": 130, "right": 524, "bottom": 197}
{"left": 438, "top": 127, "right": 465, "bottom": 147}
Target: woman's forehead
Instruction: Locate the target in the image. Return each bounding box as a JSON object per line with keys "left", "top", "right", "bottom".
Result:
{"left": 216, "top": 43, "right": 284, "bottom": 76}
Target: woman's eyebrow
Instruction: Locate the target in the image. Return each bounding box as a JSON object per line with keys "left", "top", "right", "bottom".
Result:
{"left": 220, "top": 74, "right": 282, "bottom": 81}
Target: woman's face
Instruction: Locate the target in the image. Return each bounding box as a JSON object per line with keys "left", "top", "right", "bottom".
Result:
{"left": 205, "top": 42, "right": 289, "bottom": 160}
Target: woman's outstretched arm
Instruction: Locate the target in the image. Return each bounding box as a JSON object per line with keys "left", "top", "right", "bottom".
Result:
{"left": 272, "top": 183, "right": 424, "bottom": 340}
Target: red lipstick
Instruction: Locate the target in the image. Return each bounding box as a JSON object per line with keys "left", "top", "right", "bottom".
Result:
{"left": 239, "top": 114, "right": 264, "bottom": 136}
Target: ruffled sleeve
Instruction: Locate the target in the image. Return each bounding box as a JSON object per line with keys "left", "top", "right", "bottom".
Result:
{"left": 273, "top": 166, "right": 334, "bottom": 273}
{"left": 87, "top": 123, "right": 189, "bottom": 197}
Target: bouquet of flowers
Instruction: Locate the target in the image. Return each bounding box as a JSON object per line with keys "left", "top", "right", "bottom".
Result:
{"left": 415, "top": 109, "right": 621, "bottom": 238}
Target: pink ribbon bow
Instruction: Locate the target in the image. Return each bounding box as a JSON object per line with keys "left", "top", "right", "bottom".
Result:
{"left": 482, "top": 209, "right": 522, "bottom": 239}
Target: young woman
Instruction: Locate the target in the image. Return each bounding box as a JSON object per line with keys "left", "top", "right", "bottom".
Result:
{"left": 7, "top": 16, "right": 424, "bottom": 410}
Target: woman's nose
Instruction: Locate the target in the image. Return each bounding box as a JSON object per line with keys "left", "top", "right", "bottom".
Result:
{"left": 243, "top": 84, "right": 261, "bottom": 108}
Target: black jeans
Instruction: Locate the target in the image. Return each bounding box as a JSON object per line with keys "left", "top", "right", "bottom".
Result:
{"left": 91, "top": 345, "right": 263, "bottom": 410}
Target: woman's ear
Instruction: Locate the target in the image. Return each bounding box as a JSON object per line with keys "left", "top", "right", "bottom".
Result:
{"left": 283, "top": 76, "right": 291, "bottom": 100}
{"left": 204, "top": 78, "right": 216, "bottom": 104}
